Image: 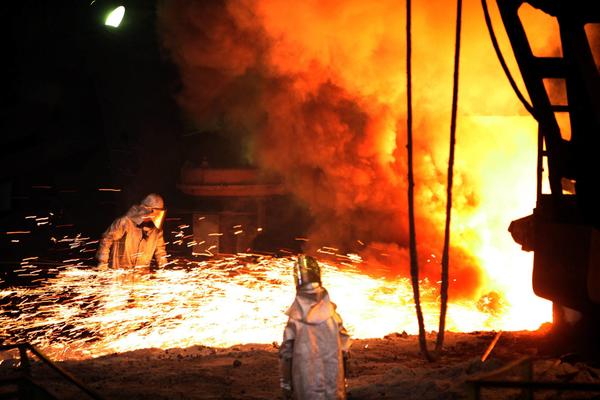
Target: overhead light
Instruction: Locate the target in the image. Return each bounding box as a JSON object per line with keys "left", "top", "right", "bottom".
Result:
{"left": 105, "top": 6, "right": 125, "bottom": 28}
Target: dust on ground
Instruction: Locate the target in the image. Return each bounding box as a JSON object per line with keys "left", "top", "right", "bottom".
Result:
{"left": 3, "top": 329, "right": 600, "bottom": 399}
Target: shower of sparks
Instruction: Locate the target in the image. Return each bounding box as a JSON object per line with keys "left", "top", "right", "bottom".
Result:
{"left": 0, "top": 252, "right": 547, "bottom": 362}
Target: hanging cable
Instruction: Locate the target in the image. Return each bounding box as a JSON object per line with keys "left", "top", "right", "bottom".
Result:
{"left": 481, "top": 0, "right": 538, "bottom": 120}
{"left": 406, "top": 0, "right": 433, "bottom": 362}
{"left": 436, "top": 0, "right": 462, "bottom": 353}
{"left": 407, "top": 0, "right": 464, "bottom": 360}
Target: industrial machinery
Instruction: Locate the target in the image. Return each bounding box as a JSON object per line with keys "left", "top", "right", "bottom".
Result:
{"left": 498, "top": 0, "right": 600, "bottom": 352}
{"left": 177, "top": 165, "right": 287, "bottom": 255}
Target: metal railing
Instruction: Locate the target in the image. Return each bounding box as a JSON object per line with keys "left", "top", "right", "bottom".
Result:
{"left": 0, "top": 342, "right": 104, "bottom": 400}
{"left": 468, "top": 356, "right": 600, "bottom": 400}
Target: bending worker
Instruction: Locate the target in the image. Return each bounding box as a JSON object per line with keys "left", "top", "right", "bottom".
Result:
{"left": 96, "top": 193, "right": 168, "bottom": 270}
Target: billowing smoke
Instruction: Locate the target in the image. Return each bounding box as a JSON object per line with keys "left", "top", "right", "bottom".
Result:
{"left": 157, "top": 0, "right": 550, "bottom": 301}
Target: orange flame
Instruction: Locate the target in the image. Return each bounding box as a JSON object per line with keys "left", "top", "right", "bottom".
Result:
{"left": 158, "top": 1, "right": 553, "bottom": 327}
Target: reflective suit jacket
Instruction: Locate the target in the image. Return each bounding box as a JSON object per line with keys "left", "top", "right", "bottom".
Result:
{"left": 279, "top": 285, "right": 351, "bottom": 400}
{"left": 96, "top": 205, "right": 167, "bottom": 269}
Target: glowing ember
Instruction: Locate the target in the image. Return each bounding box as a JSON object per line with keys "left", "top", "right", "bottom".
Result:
{"left": 1, "top": 254, "right": 548, "bottom": 361}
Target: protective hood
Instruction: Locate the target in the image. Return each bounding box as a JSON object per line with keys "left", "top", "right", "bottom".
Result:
{"left": 125, "top": 194, "right": 166, "bottom": 229}
{"left": 141, "top": 193, "right": 164, "bottom": 209}
{"left": 294, "top": 254, "right": 321, "bottom": 287}
{"left": 141, "top": 193, "right": 166, "bottom": 229}
{"left": 286, "top": 284, "right": 336, "bottom": 325}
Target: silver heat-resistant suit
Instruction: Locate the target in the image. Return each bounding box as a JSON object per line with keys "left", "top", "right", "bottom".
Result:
{"left": 279, "top": 255, "right": 351, "bottom": 400}
{"left": 96, "top": 194, "right": 167, "bottom": 269}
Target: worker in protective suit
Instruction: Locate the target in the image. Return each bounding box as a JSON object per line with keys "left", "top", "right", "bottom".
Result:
{"left": 96, "top": 193, "right": 168, "bottom": 270}
{"left": 279, "top": 255, "right": 351, "bottom": 400}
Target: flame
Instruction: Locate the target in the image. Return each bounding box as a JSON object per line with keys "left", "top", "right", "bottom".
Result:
{"left": 1, "top": 255, "right": 549, "bottom": 361}
{"left": 157, "top": 0, "right": 555, "bottom": 326}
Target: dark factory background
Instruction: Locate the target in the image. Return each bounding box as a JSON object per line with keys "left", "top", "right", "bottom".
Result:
{"left": 0, "top": 1, "right": 308, "bottom": 276}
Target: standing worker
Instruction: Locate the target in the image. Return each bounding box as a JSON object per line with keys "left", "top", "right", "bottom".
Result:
{"left": 96, "top": 193, "right": 168, "bottom": 270}
{"left": 279, "top": 255, "right": 351, "bottom": 399}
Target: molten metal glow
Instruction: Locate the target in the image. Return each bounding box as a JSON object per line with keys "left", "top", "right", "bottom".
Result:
{"left": 1, "top": 255, "right": 549, "bottom": 361}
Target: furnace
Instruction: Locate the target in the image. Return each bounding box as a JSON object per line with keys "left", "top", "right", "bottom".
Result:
{"left": 177, "top": 165, "right": 286, "bottom": 255}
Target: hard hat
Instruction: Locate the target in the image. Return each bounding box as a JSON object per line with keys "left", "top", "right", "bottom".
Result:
{"left": 293, "top": 255, "right": 321, "bottom": 288}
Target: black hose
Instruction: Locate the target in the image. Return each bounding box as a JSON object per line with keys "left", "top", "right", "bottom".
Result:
{"left": 436, "top": 0, "right": 462, "bottom": 353}
{"left": 406, "top": 0, "right": 434, "bottom": 362}
{"left": 481, "top": 0, "right": 539, "bottom": 120}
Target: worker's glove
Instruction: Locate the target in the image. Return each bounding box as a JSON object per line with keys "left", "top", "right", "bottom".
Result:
{"left": 343, "top": 351, "right": 350, "bottom": 377}
{"left": 280, "top": 380, "right": 292, "bottom": 400}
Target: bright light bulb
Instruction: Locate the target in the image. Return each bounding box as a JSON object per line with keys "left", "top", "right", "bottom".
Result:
{"left": 105, "top": 6, "right": 125, "bottom": 28}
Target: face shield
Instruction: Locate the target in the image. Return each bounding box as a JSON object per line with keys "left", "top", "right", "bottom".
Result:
{"left": 139, "top": 206, "right": 166, "bottom": 229}
{"left": 293, "top": 255, "right": 321, "bottom": 288}
{"left": 148, "top": 208, "right": 166, "bottom": 229}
